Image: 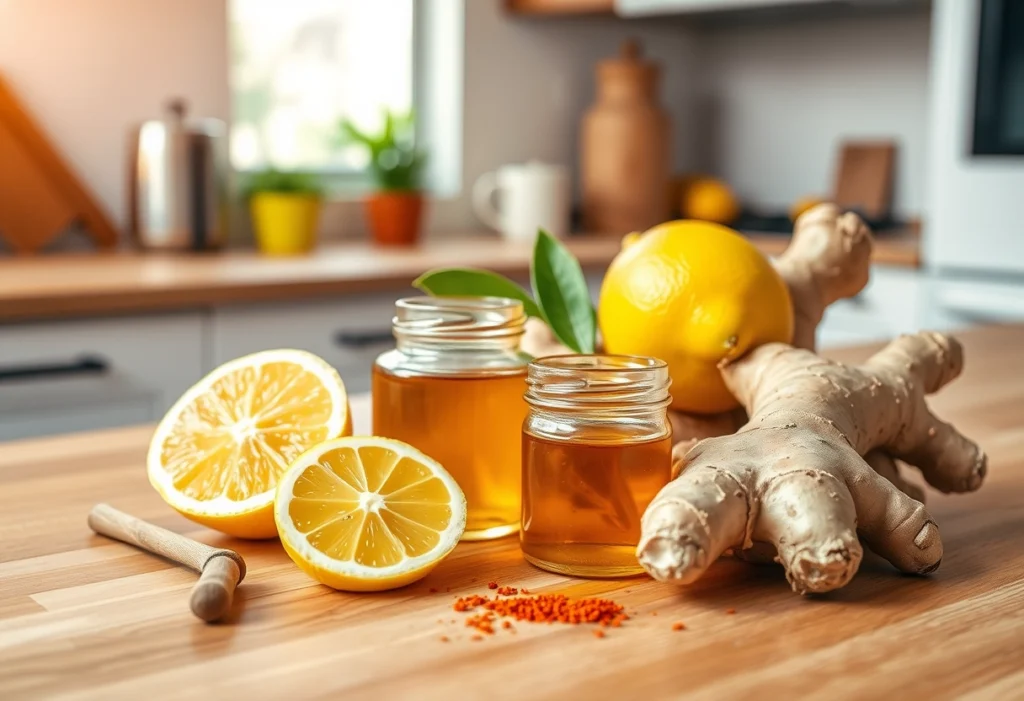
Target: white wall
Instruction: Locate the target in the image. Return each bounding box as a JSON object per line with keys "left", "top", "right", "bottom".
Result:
{"left": 453, "top": 2, "right": 702, "bottom": 227}
{"left": 694, "top": 10, "right": 932, "bottom": 218}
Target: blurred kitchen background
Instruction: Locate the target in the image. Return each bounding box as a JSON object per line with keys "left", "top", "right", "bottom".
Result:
{"left": 0, "top": 0, "right": 1021, "bottom": 440}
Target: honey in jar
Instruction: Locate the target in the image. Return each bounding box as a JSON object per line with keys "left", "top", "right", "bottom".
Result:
{"left": 521, "top": 355, "right": 672, "bottom": 577}
{"left": 373, "top": 297, "right": 529, "bottom": 541}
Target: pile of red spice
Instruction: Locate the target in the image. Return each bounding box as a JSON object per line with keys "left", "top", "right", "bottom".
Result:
{"left": 438, "top": 582, "right": 731, "bottom": 641}
{"left": 454, "top": 589, "right": 628, "bottom": 636}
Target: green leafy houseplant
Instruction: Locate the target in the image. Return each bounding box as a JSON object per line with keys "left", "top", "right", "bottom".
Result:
{"left": 415, "top": 230, "right": 597, "bottom": 353}
{"left": 341, "top": 111, "right": 426, "bottom": 192}
{"left": 243, "top": 169, "right": 324, "bottom": 198}
{"left": 342, "top": 111, "right": 428, "bottom": 246}
{"left": 245, "top": 169, "right": 324, "bottom": 256}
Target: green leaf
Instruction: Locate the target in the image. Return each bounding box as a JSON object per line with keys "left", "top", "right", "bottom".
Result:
{"left": 242, "top": 169, "right": 323, "bottom": 198}
{"left": 382, "top": 109, "right": 395, "bottom": 144}
{"left": 340, "top": 119, "right": 371, "bottom": 147}
{"left": 338, "top": 109, "right": 424, "bottom": 191}
{"left": 413, "top": 268, "right": 543, "bottom": 319}
{"left": 531, "top": 230, "right": 596, "bottom": 353}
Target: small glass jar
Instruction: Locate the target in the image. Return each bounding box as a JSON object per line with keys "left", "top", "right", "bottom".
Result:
{"left": 522, "top": 355, "right": 672, "bottom": 577}
{"left": 373, "top": 297, "right": 529, "bottom": 541}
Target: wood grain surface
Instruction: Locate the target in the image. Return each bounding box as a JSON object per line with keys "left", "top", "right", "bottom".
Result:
{"left": 0, "top": 231, "right": 919, "bottom": 323}
{"left": 1, "top": 326, "right": 1020, "bottom": 700}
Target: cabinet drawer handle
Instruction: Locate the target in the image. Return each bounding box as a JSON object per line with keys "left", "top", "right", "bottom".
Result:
{"left": 334, "top": 330, "right": 394, "bottom": 349}
{"left": 0, "top": 355, "right": 109, "bottom": 383}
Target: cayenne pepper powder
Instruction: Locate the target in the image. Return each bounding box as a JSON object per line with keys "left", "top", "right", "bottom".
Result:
{"left": 453, "top": 594, "right": 488, "bottom": 612}
{"left": 465, "top": 611, "right": 497, "bottom": 635}
{"left": 455, "top": 592, "right": 627, "bottom": 631}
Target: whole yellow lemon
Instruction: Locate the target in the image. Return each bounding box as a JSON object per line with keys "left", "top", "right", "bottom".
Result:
{"left": 680, "top": 178, "right": 740, "bottom": 224}
{"left": 598, "top": 220, "right": 793, "bottom": 414}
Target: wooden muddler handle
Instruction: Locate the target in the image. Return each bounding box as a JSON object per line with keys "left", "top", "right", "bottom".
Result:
{"left": 87, "top": 503, "right": 247, "bottom": 622}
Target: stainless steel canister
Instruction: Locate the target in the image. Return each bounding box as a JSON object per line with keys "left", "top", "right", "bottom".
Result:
{"left": 128, "top": 99, "right": 228, "bottom": 251}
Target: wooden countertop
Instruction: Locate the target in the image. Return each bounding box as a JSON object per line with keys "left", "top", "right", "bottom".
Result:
{"left": 0, "top": 230, "right": 920, "bottom": 323}
{"left": 1, "top": 325, "right": 1020, "bottom": 699}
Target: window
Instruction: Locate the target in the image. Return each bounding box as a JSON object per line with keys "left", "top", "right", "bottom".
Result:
{"left": 229, "top": 0, "right": 415, "bottom": 173}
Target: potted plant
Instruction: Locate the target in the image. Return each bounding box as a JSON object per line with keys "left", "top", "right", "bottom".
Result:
{"left": 341, "top": 111, "right": 426, "bottom": 246}
{"left": 245, "top": 169, "right": 324, "bottom": 256}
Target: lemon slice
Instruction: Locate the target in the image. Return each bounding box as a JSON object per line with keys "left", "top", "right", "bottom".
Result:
{"left": 148, "top": 349, "right": 350, "bottom": 539}
{"left": 275, "top": 437, "right": 467, "bottom": 591}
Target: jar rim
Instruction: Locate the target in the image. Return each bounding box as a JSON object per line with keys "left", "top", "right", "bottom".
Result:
{"left": 526, "top": 353, "right": 671, "bottom": 411}
{"left": 529, "top": 354, "right": 668, "bottom": 372}
{"left": 393, "top": 296, "right": 526, "bottom": 341}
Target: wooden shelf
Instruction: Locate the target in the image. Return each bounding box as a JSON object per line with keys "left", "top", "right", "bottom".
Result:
{"left": 505, "top": 0, "right": 615, "bottom": 16}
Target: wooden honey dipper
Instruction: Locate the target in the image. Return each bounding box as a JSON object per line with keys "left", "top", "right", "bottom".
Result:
{"left": 87, "top": 503, "right": 247, "bottom": 622}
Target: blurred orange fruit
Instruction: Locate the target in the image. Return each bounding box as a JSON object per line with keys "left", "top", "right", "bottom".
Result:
{"left": 790, "top": 195, "right": 829, "bottom": 222}
{"left": 680, "top": 177, "right": 740, "bottom": 225}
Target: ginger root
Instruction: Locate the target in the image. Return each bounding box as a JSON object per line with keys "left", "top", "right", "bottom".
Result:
{"left": 637, "top": 332, "right": 987, "bottom": 593}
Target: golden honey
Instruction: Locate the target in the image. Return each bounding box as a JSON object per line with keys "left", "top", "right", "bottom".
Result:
{"left": 372, "top": 368, "right": 526, "bottom": 540}
{"left": 521, "top": 432, "right": 672, "bottom": 577}
{"left": 521, "top": 354, "right": 672, "bottom": 577}
{"left": 372, "top": 296, "right": 529, "bottom": 541}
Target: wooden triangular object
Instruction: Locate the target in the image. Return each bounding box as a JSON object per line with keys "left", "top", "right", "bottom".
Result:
{"left": 0, "top": 75, "right": 117, "bottom": 254}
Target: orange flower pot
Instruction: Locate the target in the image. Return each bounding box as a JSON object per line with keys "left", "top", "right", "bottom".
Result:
{"left": 366, "top": 191, "right": 424, "bottom": 246}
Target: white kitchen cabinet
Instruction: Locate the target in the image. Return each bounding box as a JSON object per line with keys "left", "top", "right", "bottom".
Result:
{"left": 818, "top": 266, "right": 922, "bottom": 349}
{"left": 921, "top": 275, "right": 1024, "bottom": 332}
{"left": 211, "top": 293, "right": 401, "bottom": 395}
{"left": 0, "top": 313, "right": 206, "bottom": 440}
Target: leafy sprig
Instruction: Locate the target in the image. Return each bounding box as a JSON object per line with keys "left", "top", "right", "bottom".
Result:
{"left": 242, "top": 169, "right": 323, "bottom": 198}
{"left": 414, "top": 230, "right": 596, "bottom": 353}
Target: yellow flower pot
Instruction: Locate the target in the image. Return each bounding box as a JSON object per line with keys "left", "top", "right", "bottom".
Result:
{"left": 251, "top": 193, "right": 322, "bottom": 256}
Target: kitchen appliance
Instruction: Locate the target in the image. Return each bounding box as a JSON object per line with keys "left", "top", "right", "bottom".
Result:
{"left": 926, "top": 0, "right": 1024, "bottom": 327}
{"left": 128, "top": 99, "right": 228, "bottom": 251}
{"left": 972, "top": 0, "right": 1024, "bottom": 155}
{"left": 581, "top": 40, "right": 671, "bottom": 235}
{"left": 472, "top": 161, "right": 570, "bottom": 240}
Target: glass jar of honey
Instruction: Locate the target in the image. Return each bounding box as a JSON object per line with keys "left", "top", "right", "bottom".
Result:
{"left": 373, "top": 297, "right": 529, "bottom": 541}
{"left": 522, "top": 355, "right": 672, "bottom": 577}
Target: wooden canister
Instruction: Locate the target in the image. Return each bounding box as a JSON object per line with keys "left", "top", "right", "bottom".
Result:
{"left": 581, "top": 40, "right": 671, "bottom": 235}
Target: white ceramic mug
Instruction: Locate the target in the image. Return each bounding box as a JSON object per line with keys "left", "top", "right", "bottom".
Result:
{"left": 472, "top": 162, "right": 570, "bottom": 240}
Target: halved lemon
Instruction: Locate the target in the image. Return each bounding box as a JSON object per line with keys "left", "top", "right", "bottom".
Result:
{"left": 275, "top": 437, "right": 467, "bottom": 591}
{"left": 148, "top": 349, "right": 350, "bottom": 539}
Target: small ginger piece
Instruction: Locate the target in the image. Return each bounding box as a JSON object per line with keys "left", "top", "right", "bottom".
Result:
{"left": 638, "top": 332, "right": 986, "bottom": 594}
{"left": 775, "top": 204, "right": 873, "bottom": 353}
